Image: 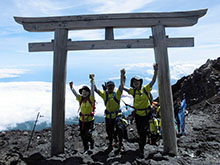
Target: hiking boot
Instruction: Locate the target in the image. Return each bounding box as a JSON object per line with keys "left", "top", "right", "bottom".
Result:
{"left": 114, "top": 146, "right": 125, "bottom": 155}
{"left": 139, "top": 150, "right": 144, "bottom": 158}
{"left": 90, "top": 140, "right": 94, "bottom": 149}
{"left": 118, "top": 142, "right": 123, "bottom": 149}
{"left": 120, "top": 145, "right": 125, "bottom": 152}
{"left": 83, "top": 148, "right": 89, "bottom": 154}
{"left": 117, "top": 144, "right": 125, "bottom": 153}
{"left": 112, "top": 143, "right": 118, "bottom": 148}
{"left": 105, "top": 144, "right": 113, "bottom": 152}
{"left": 83, "top": 145, "right": 89, "bottom": 153}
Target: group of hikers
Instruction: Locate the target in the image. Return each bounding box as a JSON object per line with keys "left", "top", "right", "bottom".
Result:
{"left": 69, "top": 63, "right": 186, "bottom": 157}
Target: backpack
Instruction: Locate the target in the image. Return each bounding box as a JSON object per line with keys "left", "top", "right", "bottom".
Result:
{"left": 78, "top": 97, "right": 95, "bottom": 116}
{"left": 79, "top": 97, "right": 93, "bottom": 107}
{"left": 78, "top": 97, "right": 95, "bottom": 129}
{"left": 133, "top": 87, "right": 153, "bottom": 105}
{"left": 104, "top": 91, "right": 120, "bottom": 106}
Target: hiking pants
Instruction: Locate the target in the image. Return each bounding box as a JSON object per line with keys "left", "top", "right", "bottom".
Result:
{"left": 135, "top": 114, "right": 150, "bottom": 152}
{"left": 105, "top": 117, "right": 117, "bottom": 145}
{"left": 174, "top": 112, "right": 180, "bottom": 133}
{"left": 174, "top": 105, "right": 181, "bottom": 133}
{"left": 79, "top": 120, "right": 94, "bottom": 151}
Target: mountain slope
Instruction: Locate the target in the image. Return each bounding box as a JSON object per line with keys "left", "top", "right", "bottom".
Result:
{"left": 172, "top": 57, "right": 220, "bottom": 106}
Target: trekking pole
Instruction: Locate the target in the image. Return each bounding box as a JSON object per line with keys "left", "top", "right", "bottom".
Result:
{"left": 26, "top": 112, "right": 41, "bottom": 151}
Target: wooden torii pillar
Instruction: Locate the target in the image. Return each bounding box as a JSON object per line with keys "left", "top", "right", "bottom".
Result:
{"left": 14, "top": 9, "right": 207, "bottom": 156}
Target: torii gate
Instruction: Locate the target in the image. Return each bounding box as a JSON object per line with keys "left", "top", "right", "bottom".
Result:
{"left": 14, "top": 9, "right": 207, "bottom": 156}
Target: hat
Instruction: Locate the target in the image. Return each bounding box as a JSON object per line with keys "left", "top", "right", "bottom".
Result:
{"left": 79, "top": 86, "right": 91, "bottom": 95}
{"left": 130, "top": 76, "right": 143, "bottom": 88}
{"left": 106, "top": 81, "right": 115, "bottom": 87}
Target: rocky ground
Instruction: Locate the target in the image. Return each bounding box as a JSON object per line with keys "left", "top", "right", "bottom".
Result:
{"left": 0, "top": 93, "right": 220, "bottom": 165}
{"left": 1, "top": 58, "right": 220, "bottom": 165}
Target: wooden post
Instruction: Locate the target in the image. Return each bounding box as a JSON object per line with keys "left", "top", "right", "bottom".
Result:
{"left": 152, "top": 24, "right": 177, "bottom": 155}
{"left": 105, "top": 27, "right": 114, "bottom": 40}
{"left": 51, "top": 28, "right": 68, "bottom": 156}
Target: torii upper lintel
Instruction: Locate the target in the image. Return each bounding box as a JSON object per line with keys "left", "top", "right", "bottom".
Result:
{"left": 14, "top": 9, "right": 207, "bottom": 32}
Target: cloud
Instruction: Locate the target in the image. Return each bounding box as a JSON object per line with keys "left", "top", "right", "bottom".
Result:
{"left": 2, "top": 63, "right": 190, "bottom": 131}
{"left": 14, "top": 0, "right": 62, "bottom": 16}
{"left": 69, "top": 30, "right": 104, "bottom": 41}
{"left": 108, "top": 76, "right": 120, "bottom": 80}
{"left": 0, "top": 82, "right": 52, "bottom": 130}
{"left": 169, "top": 63, "right": 198, "bottom": 80}
{"left": 144, "top": 77, "right": 152, "bottom": 82}
{"left": 117, "top": 62, "right": 153, "bottom": 71}
{"left": 116, "top": 61, "right": 205, "bottom": 81}
{"left": 0, "top": 81, "right": 134, "bottom": 131}
{"left": 0, "top": 68, "right": 29, "bottom": 78}
{"left": 69, "top": 27, "right": 150, "bottom": 41}
{"left": 89, "top": 0, "right": 154, "bottom": 13}
{"left": 115, "top": 28, "right": 150, "bottom": 39}
{"left": 151, "top": 89, "right": 157, "bottom": 94}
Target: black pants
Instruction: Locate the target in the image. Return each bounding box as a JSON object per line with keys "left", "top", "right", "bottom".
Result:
{"left": 135, "top": 114, "right": 150, "bottom": 152}
{"left": 79, "top": 120, "right": 94, "bottom": 151}
{"left": 105, "top": 118, "right": 117, "bottom": 145}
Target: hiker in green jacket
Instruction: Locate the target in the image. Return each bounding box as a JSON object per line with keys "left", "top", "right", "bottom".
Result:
{"left": 69, "top": 75, "right": 95, "bottom": 153}
{"left": 93, "top": 69, "right": 125, "bottom": 151}
{"left": 122, "top": 64, "right": 158, "bottom": 157}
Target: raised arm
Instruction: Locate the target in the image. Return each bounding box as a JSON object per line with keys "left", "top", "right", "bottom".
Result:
{"left": 89, "top": 74, "right": 95, "bottom": 98}
{"left": 92, "top": 75, "right": 101, "bottom": 95}
{"left": 121, "top": 68, "right": 130, "bottom": 93}
{"left": 69, "top": 81, "right": 79, "bottom": 98}
{"left": 149, "top": 63, "right": 158, "bottom": 88}
{"left": 119, "top": 68, "right": 126, "bottom": 92}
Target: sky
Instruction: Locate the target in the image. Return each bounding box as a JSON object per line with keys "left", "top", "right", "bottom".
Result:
{"left": 0, "top": 0, "right": 220, "bottom": 130}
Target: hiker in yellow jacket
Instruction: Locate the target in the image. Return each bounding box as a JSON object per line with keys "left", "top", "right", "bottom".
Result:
{"left": 69, "top": 75, "right": 95, "bottom": 153}
{"left": 122, "top": 64, "right": 158, "bottom": 157}
{"left": 93, "top": 69, "right": 125, "bottom": 151}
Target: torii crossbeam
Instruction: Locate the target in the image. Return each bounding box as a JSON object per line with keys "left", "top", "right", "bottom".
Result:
{"left": 14, "top": 9, "right": 207, "bottom": 156}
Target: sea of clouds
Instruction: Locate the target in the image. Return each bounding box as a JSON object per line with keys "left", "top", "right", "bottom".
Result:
{"left": 0, "top": 81, "right": 136, "bottom": 131}
{"left": 0, "top": 61, "right": 202, "bottom": 131}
